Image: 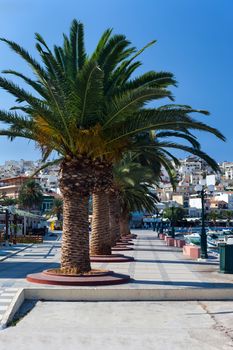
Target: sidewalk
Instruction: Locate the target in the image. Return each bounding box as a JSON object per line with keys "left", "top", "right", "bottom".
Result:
{"left": 0, "top": 230, "right": 233, "bottom": 330}
{"left": 90, "top": 230, "right": 233, "bottom": 290}
{"left": 2, "top": 300, "right": 233, "bottom": 350}
{"left": 0, "top": 230, "right": 233, "bottom": 290}
{"left": 0, "top": 243, "right": 33, "bottom": 262}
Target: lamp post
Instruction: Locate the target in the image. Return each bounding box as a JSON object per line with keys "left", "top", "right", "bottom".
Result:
{"left": 194, "top": 181, "right": 215, "bottom": 259}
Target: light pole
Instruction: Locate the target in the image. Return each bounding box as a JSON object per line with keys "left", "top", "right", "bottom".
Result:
{"left": 194, "top": 181, "right": 215, "bottom": 259}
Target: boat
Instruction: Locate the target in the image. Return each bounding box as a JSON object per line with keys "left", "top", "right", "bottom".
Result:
{"left": 207, "top": 236, "right": 218, "bottom": 249}
{"left": 184, "top": 233, "right": 200, "bottom": 245}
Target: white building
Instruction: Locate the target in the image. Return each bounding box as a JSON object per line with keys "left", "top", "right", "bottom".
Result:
{"left": 189, "top": 172, "right": 203, "bottom": 186}
{"left": 214, "top": 192, "right": 233, "bottom": 210}
{"left": 189, "top": 197, "right": 202, "bottom": 210}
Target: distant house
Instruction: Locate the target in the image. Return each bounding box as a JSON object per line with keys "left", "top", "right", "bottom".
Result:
{"left": 0, "top": 176, "right": 39, "bottom": 199}
{"left": 41, "top": 191, "right": 62, "bottom": 213}
{"left": 209, "top": 200, "right": 228, "bottom": 210}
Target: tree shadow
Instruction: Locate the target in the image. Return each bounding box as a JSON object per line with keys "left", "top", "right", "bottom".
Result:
{"left": 0, "top": 261, "right": 60, "bottom": 278}
{"left": 133, "top": 279, "right": 233, "bottom": 288}
{"left": 134, "top": 248, "right": 182, "bottom": 253}
{"left": 135, "top": 259, "right": 219, "bottom": 266}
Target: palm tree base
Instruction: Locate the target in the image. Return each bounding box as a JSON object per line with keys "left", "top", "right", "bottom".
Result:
{"left": 124, "top": 234, "right": 137, "bottom": 239}
{"left": 116, "top": 241, "right": 134, "bottom": 246}
{"left": 118, "top": 238, "right": 133, "bottom": 243}
{"left": 44, "top": 268, "right": 109, "bottom": 276}
{"left": 112, "top": 246, "right": 134, "bottom": 251}
{"left": 26, "top": 270, "right": 131, "bottom": 286}
{"left": 90, "top": 254, "right": 134, "bottom": 262}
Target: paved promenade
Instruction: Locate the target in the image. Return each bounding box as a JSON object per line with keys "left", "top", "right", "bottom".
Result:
{"left": 0, "top": 230, "right": 233, "bottom": 326}
{"left": 0, "top": 230, "right": 233, "bottom": 291}
{"left": 0, "top": 230, "right": 232, "bottom": 348}
{"left": 1, "top": 300, "right": 233, "bottom": 349}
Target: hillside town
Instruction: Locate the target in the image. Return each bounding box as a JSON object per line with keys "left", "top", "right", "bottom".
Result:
{"left": 0, "top": 156, "right": 233, "bottom": 222}
{"left": 156, "top": 156, "right": 233, "bottom": 218}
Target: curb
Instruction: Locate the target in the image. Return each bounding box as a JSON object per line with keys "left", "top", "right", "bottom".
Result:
{"left": 0, "top": 244, "right": 34, "bottom": 262}
{"left": 2, "top": 286, "right": 233, "bottom": 329}
{"left": 23, "top": 287, "right": 233, "bottom": 301}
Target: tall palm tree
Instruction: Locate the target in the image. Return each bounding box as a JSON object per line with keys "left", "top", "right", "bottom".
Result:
{"left": 0, "top": 20, "right": 225, "bottom": 273}
{"left": 18, "top": 179, "right": 43, "bottom": 211}
{"left": 111, "top": 155, "right": 159, "bottom": 239}
{"left": 119, "top": 184, "right": 158, "bottom": 237}
{"left": 107, "top": 131, "right": 221, "bottom": 247}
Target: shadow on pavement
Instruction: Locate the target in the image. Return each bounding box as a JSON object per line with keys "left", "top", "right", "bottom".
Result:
{"left": 0, "top": 261, "right": 60, "bottom": 278}
{"left": 134, "top": 248, "right": 183, "bottom": 253}
{"left": 135, "top": 259, "right": 219, "bottom": 266}
{"left": 133, "top": 279, "right": 233, "bottom": 288}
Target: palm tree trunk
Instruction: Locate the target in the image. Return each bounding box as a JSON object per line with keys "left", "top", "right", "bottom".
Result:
{"left": 109, "top": 192, "right": 120, "bottom": 246}
{"left": 61, "top": 194, "right": 90, "bottom": 273}
{"left": 90, "top": 191, "right": 111, "bottom": 255}
{"left": 59, "top": 157, "right": 94, "bottom": 274}
{"left": 120, "top": 211, "right": 130, "bottom": 237}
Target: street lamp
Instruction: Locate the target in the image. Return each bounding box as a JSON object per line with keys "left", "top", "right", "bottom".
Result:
{"left": 194, "top": 181, "right": 215, "bottom": 259}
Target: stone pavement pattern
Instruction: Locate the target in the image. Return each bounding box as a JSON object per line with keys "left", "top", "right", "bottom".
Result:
{"left": 1, "top": 300, "right": 233, "bottom": 349}
{"left": 0, "top": 230, "right": 233, "bottom": 328}
{"left": 1, "top": 230, "right": 233, "bottom": 291}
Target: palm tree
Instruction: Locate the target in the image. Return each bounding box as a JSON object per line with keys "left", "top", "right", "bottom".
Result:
{"left": 222, "top": 210, "right": 233, "bottom": 227}
{"left": 207, "top": 210, "right": 219, "bottom": 226}
{"left": 112, "top": 156, "right": 158, "bottom": 238}
{"left": 18, "top": 179, "right": 43, "bottom": 211}
{"left": 0, "top": 195, "right": 18, "bottom": 206}
{"left": 109, "top": 186, "right": 121, "bottom": 246}
{"left": 0, "top": 20, "right": 225, "bottom": 273}
{"left": 107, "top": 130, "right": 221, "bottom": 245}
{"left": 47, "top": 198, "right": 63, "bottom": 221}
{"left": 163, "top": 206, "right": 186, "bottom": 225}
{"left": 119, "top": 184, "right": 158, "bottom": 237}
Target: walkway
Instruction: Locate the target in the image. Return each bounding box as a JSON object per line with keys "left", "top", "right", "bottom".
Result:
{"left": 0, "top": 230, "right": 233, "bottom": 327}
{"left": 0, "top": 230, "right": 233, "bottom": 291}
{"left": 92, "top": 230, "right": 233, "bottom": 289}
{"left": 1, "top": 300, "right": 233, "bottom": 349}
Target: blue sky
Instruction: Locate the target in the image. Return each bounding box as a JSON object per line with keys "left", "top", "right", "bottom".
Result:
{"left": 0, "top": 0, "right": 232, "bottom": 163}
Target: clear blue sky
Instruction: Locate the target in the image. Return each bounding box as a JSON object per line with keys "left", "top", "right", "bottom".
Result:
{"left": 0, "top": 0, "right": 232, "bottom": 163}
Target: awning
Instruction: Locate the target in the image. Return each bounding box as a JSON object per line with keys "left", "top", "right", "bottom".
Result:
{"left": 10, "top": 207, "right": 45, "bottom": 220}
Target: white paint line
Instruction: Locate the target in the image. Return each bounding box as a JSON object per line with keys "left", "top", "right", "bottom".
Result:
{"left": 0, "top": 288, "right": 25, "bottom": 330}
{"left": 0, "top": 306, "right": 8, "bottom": 311}
{"left": 4, "top": 288, "right": 19, "bottom": 291}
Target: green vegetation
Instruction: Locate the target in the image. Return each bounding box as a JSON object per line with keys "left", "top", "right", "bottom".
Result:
{"left": 163, "top": 207, "right": 186, "bottom": 224}
{"left": 18, "top": 180, "right": 43, "bottom": 211}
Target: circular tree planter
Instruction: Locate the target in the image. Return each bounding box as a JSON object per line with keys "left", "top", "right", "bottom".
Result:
{"left": 116, "top": 241, "right": 134, "bottom": 246}
{"left": 112, "top": 246, "right": 134, "bottom": 251}
{"left": 26, "top": 269, "right": 131, "bottom": 286}
{"left": 43, "top": 269, "right": 109, "bottom": 277}
{"left": 91, "top": 254, "right": 134, "bottom": 263}
{"left": 124, "top": 234, "right": 137, "bottom": 239}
